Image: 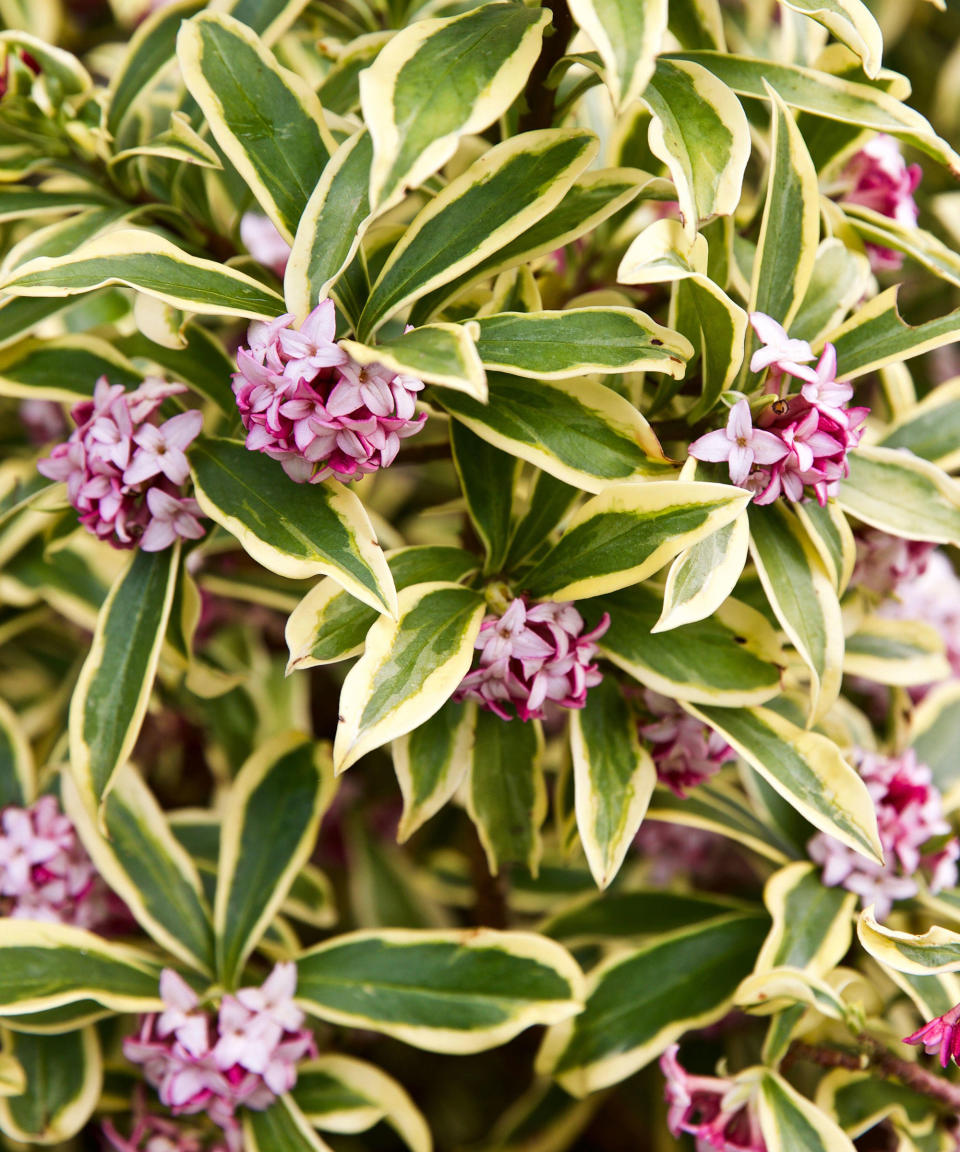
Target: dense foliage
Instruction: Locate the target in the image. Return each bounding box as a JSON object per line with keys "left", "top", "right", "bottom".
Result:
{"left": 6, "top": 0, "right": 960, "bottom": 1148}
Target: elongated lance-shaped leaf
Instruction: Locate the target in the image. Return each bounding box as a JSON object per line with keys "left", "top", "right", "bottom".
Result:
{"left": 358, "top": 129, "right": 597, "bottom": 339}
{"left": 749, "top": 85, "right": 819, "bottom": 330}
{"left": 816, "top": 1069, "right": 945, "bottom": 1141}
{"left": 881, "top": 376, "right": 960, "bottom": 471}
{"left": 117, "top": 324, "right": 237, "bottom": 416}
{"left": 0, "top": 185, "right": 113, "bottom": 223}
{"left": 216, "top": 732, "right": 336, "bottom": 987}
{"left": 655, "top": 513, "right": 749, "bottom": 631}
{"left": 661, "top": 51, "right": 960, "bottom": 174}
{"left": 571, "top": 676, "right": 656, "bottom": 889}
{"left": 294, "top": 1055, "right": 430, "bottom": 1152}
{"left": 0, "top": 697, "right": 32, "bottom": 808}
{"left": 857, "top": 910, "right": 960, "bottom": 976}
{"left": 758, "top": 1069, "right": 857, "bottom": 1152}
{"left": 525, "top": 481, "right": 750, "bottom": 601}
{"left": 749, "top": 501, "right": 843, "bottom": 725}
{"left": 506, "top": 470, "right": 580, "bottom": 568}
{"left": 286, "top": 546, "right": 477, "bottom": 672}
{"left": 644, "top": 58, "right": 749, "bottom": 238}
{"left": 646, "top": 781, "right": 795, "bottom": 863}
{"left": 0, "top": 335, "right": 143, "bottom": 403}
{"left": 189, "top": 438, "right": 396, "bottom": 617}
{"left": 537, "top": 913, "right": 768, "bottom": 1095}
{"left": 756, "top": 862, "right": 856, "bottom": 978}
{"left": 0, "top": 921, "right": 163, "bottom": 1017}
{"left": 837, "top": 446, "right": 960, "bottom": 546}
{"left": 2, "top": 230, "right": 284, "bottom": 320}
{"left": 334, "top": 582, "right": 485, "bottom": 773}
{"left": 412, "top": 167, "right": 667, "bottom": 323}
{"left": 219, "top": 0, "right": 312, "bottom": 41}
{"left": 842, "top": 204, "right": 960, "bottom": 289}
{"left": 844, "top": 617, "right": 949, "bottom": 686}
{"left": 69, "top": 544, "right": 179, "bottom": 808}
{"left": 910, "top": 680, "right": 960, "bottom": 807}
{"left": 791, "top": 238, "right": 872, "bottom": 345}
{"left": 393, "top": 699, "right": 475, "bottom": 844}
{"left": 569, "top": 0, "right": 666, "bottom": 110}
{"left": 467, "top": 710, "right": 546, "bottom": 876}
{"left": 793, "top": 499, "right": 856, "bottom": 595}
{"left": 63, "top": 771, "right": 215, "bottom": 975}
{"left": 245, "top": 1095, "right": 335, "bottom": 1152}
{"left": 178, "top": 13, "right": 334, "bottom": 243}
{"left": 581, "top": 589, "right": 782, "bottom": 706}
{"left": 361, "top": 2, "right": 549, "bottom": 208}
{"left": 451, "top": 421, "right": 517, "bottom": 573}
{"left": 541, "top": 888, "right": 752, "bottom": 944}
{"left": 286, "top": 128, "right": 373, "bottom": 317}
{"left": 341, "top": 323, "right": 487, "bottom": 402}
{"left": 0, "top": 1027, "right": 101, "bottom": 1146}
{"left": 471, "top": 307, "right": 690, "bottom": 380}
{"left": 296, "top": 928, "right": 584, "bottom": 1053}
{"left": 437, "top": 374, "right": 672, "bottom": 495}
{"left": 779, "top": 0, "right": 882, "bottom": 77}
{"left": 689, "top": 704, "right": 883, "bottom": 862}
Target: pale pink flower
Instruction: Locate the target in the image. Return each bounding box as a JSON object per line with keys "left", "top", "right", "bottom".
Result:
{"left": 125, "top": 411, "right": 204, "bottom": 487}
{"left": 140, "top": 489, "right": 205, "bottom": 552}
{"left": 688, "top": 398, "right": 788, "bottom": 485}
{"left": 639, "top": 690, "right": 734, "bottom": 796}
{"left": 791, "top": 345, "right": 854, "bottom": 420}
{"left": 661, "top": 1045, "right": 766, "bottom": 1152}
{"left": 19, "top": 398, "right": 65, "bottom": 444}
{"left": 239, "top": 213, "right": 290, "bottom": 278}
{"left": 157, "top": 971, "right": 210, "bottom": 1059}
{"left": 877, "top": 548, "right": 960, "bottom": 683}
{"left": 276, "top": 299, "right": 348, "bottom": 380}
{"left": 905, "top": 1004, "right": 960, "bottom": 1067}
{"left": 455, "top": 597, "right": 609, "bottom": 721}
{"left": 748, "top": 312, "right": 815, "bottom": 378}
{"left": 838, "top": 135, "right": 922, "bottom": 271}
{"left": 851, "top": 529, "right": 933, "bottom": 597}
{"left": 809, "top": 748, "right": 959, "bottom": 920}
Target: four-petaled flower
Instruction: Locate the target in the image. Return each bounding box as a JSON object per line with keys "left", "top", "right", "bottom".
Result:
{"left": 688, "top": 397, "right": 788, "bottom": 485}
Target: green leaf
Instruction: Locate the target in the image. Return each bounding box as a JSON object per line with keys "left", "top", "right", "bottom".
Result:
{"left": 506, "top": 469, "right": 580, "bottom": 568}
{"left": 285, "top": 546, "right": 477, "bottom": 672}
{"left": 583, "top": 588, "right": 782, "bottom": 705}
{"left": 189, "top": 438, "right": 397, "bottom": 616}
{"left": 341, "top": 323, "right": 487, "bottom": 401}
{"left": 451, "top": 422, "right": 517, "bottom": 573}
{"left": 837, "top": 446, "right": 960, "bottom": 546}
{"left": 216, "top": 732, "right": 336, "bottom": 987}
{"left": 758, "top": 1069, "right": 857, "bottom": 1152}
{"left": 662, "top": 51, "right": 960, "bottom": 173}
{"left": 116, "top": 323, "right": 237, "bottom": 416}
{"left": 857, "top": 910, "right": 960, "bottom": 976}
{"left": 285, "top": 128, "right": 373, "bottom": 316}
{"left": 467, "top": 710, "right": 546, "bottom": 876}
{"left": 333, "top": 582, "right": 485, "bottom": 772}
{"left": 317, "top": 32, "right": 391, "bottom": 116}
{"left": 793, "top": 499, "right": 856, "bottom": 595}
{"left": 842, "top": 205, "right": 960, "bottom": 289}
{"left": 779, "top": 0, "right": 882, "bottom": 77}
{"left": 525, "top": 481, "right": 750, "bottom": 601}
{"left": 689, "top": 704, "right": 883, "bottom": 862}
{"left": 0, "top": 1028, "right": 101, "bottom": 1145}
{"left": 471, "top": 307, "right": 690, "bottom": 379}
{"left": 537, "top": 913, "right": 768, "bottom": 1095}
{"left": 790, "top": 239, "right": 872, "bottom": 344}
{"left": 644, "top": 58, "right": 750, "bottom": 236}
{"left": 358, "top": 129, "right": 597, "bottom": 338}
{"left": 0, "top": 335, "right": 142, "bottom": 403}
{"left": 748, "top": 502, "right": 843, "bottom": 724}
{"left": 0, "top": 698, "right": 32, "bottom": 809}
{"left": 570, "top": 676, "right": 656, "bottom": 889}
{"left": 221, "top": 0, "right": 311, "bottom": 41}
{"left": 844, "top": 617, "right": 949, "bottom": 686}
{"left": 2, "top": 229, "right": 285, "bottom": 320}
{"left": 880, "top": 377, "right": 960, "bottom": 471}
{"left": 62, "top": 771, "right": 215, "bottom": 976}
{"left": 296, "top": 928, "right": 584, "bottom": 1053}
{"left": 756, "top": 862, "right": 855, "bottom": 978}
{"left": 0, "top": 922, "right": 162, "bottom": 1018}
{"left": 69, "top": 544, "right": 180, "bottom": 807}
{"left": 245, "top": 1095, "right": 335, "bottom": 1152}
{"left": 819, "top": 1071, "right": 939, "bottom": 1143}
{"left": 178, "top": 13, "right": 334, "bottom": 243}
{"left": 542, "top": 889, "right": 751, "bottom": 944}
{"left": 0, "top": 185, "right": 111, "bottom": 223}
{"left": 569, "top": 0, "right": 666, "bottom": 110}
{"left": 436, "top": 374, "right": 673, "bottom": 494}
{"left": 655, "top": 513, "right": 749, "bottom": 631}
{"left": 910, "top": 681, "right": 960, "bottom": 806}
{"left": 393, "top": 699, "right": 474, "bottom": 844}
{"left": 361, "top": 1, "right": 549, "bottom": 208}
{"left": 749, "top": 86, "right": 820, "bottom": 329}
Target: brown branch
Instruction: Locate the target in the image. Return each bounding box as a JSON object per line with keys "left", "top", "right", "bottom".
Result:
{"left": 518, "top": 0, "right": 574, "bottom": 133}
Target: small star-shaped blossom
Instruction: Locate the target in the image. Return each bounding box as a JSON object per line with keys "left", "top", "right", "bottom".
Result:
{"left": 140, "top": 489, "right": 205, "bottom": 552}
{"left": 124, "top": 410, "right": 203, "bottom": 486}
{"left": 278, "top": 300, "right": 348, "bottom": 380}
{"left": 789, "top": 343, "right": 854, "bottom": 418}
{"left": 906, "top": 1004, "right": 960, "bottom": 1067}
{"left": 688, "top": 398, "right": 789, "bottom": 486}
{"left": 748, "top": 312, "right": 815, "bottom": 377}
{"left": 156, "top": 970, "right": 209, "bottom": 1058}
{"left": 234, "top": 961, "right": 304, "bottom": 1034}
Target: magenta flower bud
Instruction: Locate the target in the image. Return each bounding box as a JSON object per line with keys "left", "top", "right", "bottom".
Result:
{"left": 639, "top": 690, "right": 734, "bottom": 796}
{"left": 660, "top": 1044, "right": 766, "bottom": 1151}
{"left": 838, "top": 134, "right": 922, "bottom": 271}
{"left": 905, "top": 1004, "right": 960, "bottom": 1068}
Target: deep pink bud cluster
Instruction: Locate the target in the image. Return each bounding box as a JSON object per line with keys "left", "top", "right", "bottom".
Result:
{"left": 123, "top": 965, "right": 315, "bottom": 1152}
{"left": 660, "top": 1045, "right": 766, "bottom": 1152}
{"left": 232, "top": 299, "right": 426, "bottom": 484}
{"left": 838, "top": 134, "right": 922, "bottom": 271}
{"left": 808, "top": 748, "right": 959, "bottom": 920}
{"left": 0, "top": 796, "right": 112, "bottom": 928}
{"left": 852, "top": 528, "right": 934, "bottom": 597}
{"left": 37, "top": 377, "right": 205, "bottom": 551}
{"left": 639, "top": 690, "right": 734, "bottom": 796}
{"left": 454, "top": 597, "right": 610, "bottom": 722}
{"left": 905, "top": 1004, "right": 960, "bottom": 1069}
{"left": 689, "top": 314, "right": 867, "bottom": 507}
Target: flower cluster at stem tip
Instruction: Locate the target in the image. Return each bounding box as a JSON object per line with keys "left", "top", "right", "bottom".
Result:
{"left": 38, "top": 377, "right": 205, "bottom": 551}
{"left": 660, "top": 1044, "right": 766, "bottom": 1152}
{"left": 688, "top": 313, "right": 867, "bottom": 506}
{"left": 232, "top": 298, "right": 426, "bottom": 483}
{"left": 639, "top": 689, "right": 735, "bottom": 797}
{"left": 123, "top": 964, "right": 315, "bottom": 1152}
{"left": 838, "top": 134, "right": 922, "bottom": 271}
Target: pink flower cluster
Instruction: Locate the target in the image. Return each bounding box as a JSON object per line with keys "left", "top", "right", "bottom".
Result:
{"left": 808, "top": 748, "right": 959, "bottom": 920}
{"left": 0, "top": 796, "right": 112, "bottom": 928}
{"left": 232, "top": 299, "right": 426, "bottom": 483}
{"left": 37, "top": 377, "right": 204, "bottom": 551}
{"left": 838, "top": 134, "right": 922, "bottom": 271}
{"left": 851, "top": 528, "right": 934, "bottom": 598}
{"left": 639, "top": 690, "right": 734, "bottom": 797}
{"left": 661, "top": 1045, "right": 766, "bottom": 1152}
{"left": 124, "top": 965, "right": 314, "bottom": 1152}
{"left": 905, "top": 1003, "right": 960, "bottom": 1069}
{"left": 689, "top": 314, "right": 867, "bottom": 507}
{"left": 454, "top": 597, "right": 609, "bottom": 722}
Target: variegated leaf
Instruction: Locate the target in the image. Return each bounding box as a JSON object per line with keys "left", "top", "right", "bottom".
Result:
{"left": 655, "top": 513, "right": 749, "bottom": 631}
{"left": 756, "top": 862, "right": 855, "bottom": 978}
{"left": 0, "top": 1027, "right": 101, "bottom": 1146}
{"left": 393, "top": 699, "right": 475, "bottom": 844}
{"left": 837, "top": 446, "right": 960, "bottom": 545}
